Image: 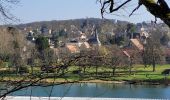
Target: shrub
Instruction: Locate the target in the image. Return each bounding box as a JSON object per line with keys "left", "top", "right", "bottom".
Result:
{"left": 162, "top": 69, "right": 170, "bottom": 75}
{"left": 41, "top": 65, "right": 56, "bottom": 73}
{"left": 0, "top": 70, "right": 16, "bottom": 75}
{"left": 18, "top": 66, "right": 29, "bottom": 74}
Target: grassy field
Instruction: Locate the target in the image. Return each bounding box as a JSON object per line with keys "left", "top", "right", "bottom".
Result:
{"left": 0, "top": 64, "right": 170, "bottom": 83}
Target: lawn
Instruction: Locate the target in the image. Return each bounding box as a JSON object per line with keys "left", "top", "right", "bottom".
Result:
{"left": 0, "top": 64, "right": 170, "bottom": 83}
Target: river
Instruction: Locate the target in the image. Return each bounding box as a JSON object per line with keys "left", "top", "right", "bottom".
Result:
{"left": 9, "top": 83, "right": 170, "bottom": 99}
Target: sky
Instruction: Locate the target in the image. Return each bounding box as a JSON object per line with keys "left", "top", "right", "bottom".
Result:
{"left": 6, "top": 0, "right": 170, "bottom": 24}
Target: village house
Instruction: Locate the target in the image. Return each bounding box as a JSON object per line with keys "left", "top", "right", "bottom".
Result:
{"left": 122, "top": 28, "right": 148, "bottom": 64}
{"left": 60, "top": 26, "right": 101, "bottom": 54}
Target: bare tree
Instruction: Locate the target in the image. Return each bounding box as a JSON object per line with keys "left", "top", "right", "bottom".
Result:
{"left": 102, "top": 45, "right": 121, "bottom": 76}
{"left": 98, "top": 0, "right": 170, "bottom": 27}
{"left": 142, "top": 37, "right": 163, "bottom": 72}
{"left": 0, "top": 0, "right": 19, "bottom": 22}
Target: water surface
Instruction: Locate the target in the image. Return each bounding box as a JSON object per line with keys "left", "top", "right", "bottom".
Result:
{"left": 9, "top": 83, "right": 170, "bottom": 99}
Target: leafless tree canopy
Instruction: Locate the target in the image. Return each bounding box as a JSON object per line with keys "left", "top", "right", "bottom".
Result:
{"left": 0, "top": 0, "right": 19, "bottom": 21}
{"left": 98, "top": 0, "right": 170, "bottom": 27}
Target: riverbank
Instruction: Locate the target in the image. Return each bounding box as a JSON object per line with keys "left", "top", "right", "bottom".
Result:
{"left": 1, "top": 77, "right": 170, "bottom": 86}
{"left": 80, "top": 79, "right": 170, "bottom": 85}
{"left": 50, "top": 79, "right": 170, "bottom": 85}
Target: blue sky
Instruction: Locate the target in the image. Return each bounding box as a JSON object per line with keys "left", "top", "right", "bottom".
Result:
{"left": 9, "top": 0, "right": 169, "bottom": 24}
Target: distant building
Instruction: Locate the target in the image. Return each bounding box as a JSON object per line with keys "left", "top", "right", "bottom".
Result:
{"left": 79, "top": 31, "right": 87, "bottom": 42}
{"left": 61, "top": 25, "right": 102, "bottom": 54}
{"left": 27, "top": 30, "right": 35, "bottom": 41}
{"left": 40, "top": 26, "right": 49, "bottom": 35}
{"left": 130, "top": 39, "right": 144, "bottom": 51}
{"left": 87, "top": 29, "right": 101, "bottom": 47}
{"left": 140, "top": 28, "right": 150, "bottom": 44}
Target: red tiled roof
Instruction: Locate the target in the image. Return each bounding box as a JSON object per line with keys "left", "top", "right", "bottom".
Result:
{"left": 130, "top": 39, "right": 144, "bottom": 51}
{"left": 123, "top": 50, "right": 131, "bottom": 58}
{"left": 66, "top": 44, "right": 80, "bottom": 53}
{"left": 165, "top": 48, "right": 170, "bottom": 57}
{"left": 84, "top": 42, "right": 90, "bottom": 49}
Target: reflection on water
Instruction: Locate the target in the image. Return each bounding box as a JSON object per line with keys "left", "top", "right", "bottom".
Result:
{"left": 9, "top": 83, "right": 170, "bottom": 99}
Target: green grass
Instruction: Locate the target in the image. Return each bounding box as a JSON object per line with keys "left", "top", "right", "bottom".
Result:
{"left": 0, "top": 64, "right": 170, "bottom": 83}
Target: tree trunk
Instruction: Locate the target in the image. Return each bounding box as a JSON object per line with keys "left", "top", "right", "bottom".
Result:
{"left": 15, "top": 65, "right": 19, "bottom": 75}
{"left": 129, "top": 65, "right": 132, "bottom": 75}
{"left": 62, "top": 68, "right": 65, "bottom": 75}
{"left": 83, "top": 67, "right": 86, "bottom": 75}
{"left": 129, "top": 58, "right": 132, "bottom": 75}
{"left": 141, "top": 0, "right": 170, "bottom": 27}
{"left": 152, "top": 58, "right": 156, "bottom": 72}
{"left": 62, "top": 69, "right": 64, "bottom": 75}
{"left": 31, "top": 65, "right": 33, "bottom": 75}
{"left": 96, "top": 66, "right": 98, "bottom": 76}
{"left": 112, "top": 67, "right": 116, "bottom": 76}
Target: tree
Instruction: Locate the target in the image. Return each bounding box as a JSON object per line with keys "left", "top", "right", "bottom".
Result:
{"left": 75, "top": 50, "right": 92, "bottom": 75}
{"left": 35, "top": 36, "right": 49, "bottom": 51}
{"left": 11, "top": 29, "right": 27, "bottom": 74}
{"left": 142, "top": 38, "right": 163, "bottom": 72}
{"left": 40, "top": 49, "right": 56, "bottom": 66}
{"left": 99, "top": 0, "right": 170, "bottom": 27}
{"left": 160, "top": 33, "right": 170, "bottom": 46}
{"left": 0, "top": 27, "right": 27, "bottom": 74}
{"left": 126, "top": 23, "right": 135, "bottom": 39}
{"left": 29, "top": 48, "right": 38, "bottom": 75}
{"left": 11, "top": 48, "right": 23, "bottom": 74}
{"left": 0, "top": 28, "right": 13, "bottom": 62}
{"left": 104, "top": 45, "right": 122, "bottom": 76}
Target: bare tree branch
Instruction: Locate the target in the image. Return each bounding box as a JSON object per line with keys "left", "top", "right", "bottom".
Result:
{"left": 99, "top": 0, "right": 170, "bottom": 27}
{"left": 0, "top": 0, "right": 19, "bottom": 22}
{"left": 129, "top": 3, "right": 142, "bottom": 17}
{"left": 109, "top": 0, "right": 132, "bottom": 13}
